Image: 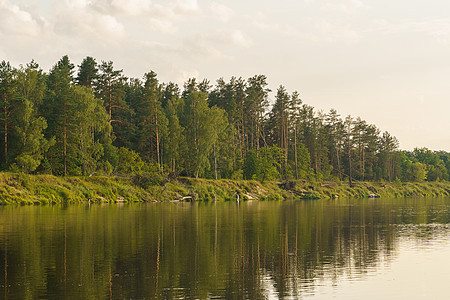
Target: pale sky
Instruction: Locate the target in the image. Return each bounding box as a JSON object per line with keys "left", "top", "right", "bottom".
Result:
{"left": 1, "top": 0, "right": 449, "bottom": 150}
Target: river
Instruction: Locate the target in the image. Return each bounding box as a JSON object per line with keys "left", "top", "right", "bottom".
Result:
{"left": 1, "top": 198, "right": 450, "bottom": 299}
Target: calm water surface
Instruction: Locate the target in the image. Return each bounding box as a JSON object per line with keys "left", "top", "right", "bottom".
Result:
{"left": 1, "top": 198, "right": 450, "bottom": 299}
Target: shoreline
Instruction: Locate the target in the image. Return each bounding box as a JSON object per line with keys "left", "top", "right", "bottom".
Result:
{"left": 0, "top": 173, "right": 449, "bottom": 205}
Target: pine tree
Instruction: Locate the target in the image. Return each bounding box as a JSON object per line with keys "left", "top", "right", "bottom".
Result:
{"left": 289, "top": 91, "right": 303, "bottom": 179}
{"left": 76, "top": 56, "right": 98, "bottom": 88}
{"left": 209, "top": 77, "right": 246, "bottom": 170}
{"left": 268, "top": 85, "right": 290, "bottom": 179}
{"left": 377, "top": 131, "right": 399, "bottom": 181}
{"left": 209, "top": 106, "right": 229, "bottom": 179}
{"left": 96, "top": 61, "right": 127, "bottom": 139}
{"left": 43, "top": 55, "right": 75, "bottom": 175}
{"left": 0, "top": 61, "right": 17, "bottom": 168}
{"left": 134, "top": 71, "right": 168, "bottom": 168}
{"left": 165, "top": 96, "right": 183, "bottom": 173}
{"left": 325, "top": 109, "right": 344, "bottom": 180}
{"left": 344, "top": 115, "right": 354, "bottom": 186}
{"left": 245, "top": 75, "right": 270, "bottom": 152}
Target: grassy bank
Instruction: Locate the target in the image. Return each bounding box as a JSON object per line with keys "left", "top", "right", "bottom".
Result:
{"left": 0, "top": 172, "right": 449, "bottom": 205}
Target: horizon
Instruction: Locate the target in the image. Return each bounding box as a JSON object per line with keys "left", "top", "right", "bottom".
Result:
{"left": 2, "top": 0, "right": 449, "bottom": 151}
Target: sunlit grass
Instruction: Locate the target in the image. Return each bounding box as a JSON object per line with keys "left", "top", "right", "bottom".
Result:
{"left": 0, "top": 172, "right": 449, "bottom": 205}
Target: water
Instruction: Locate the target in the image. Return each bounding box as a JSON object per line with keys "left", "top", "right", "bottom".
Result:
{"left": 1, "top": 198, "right": 450, "bottom": 299}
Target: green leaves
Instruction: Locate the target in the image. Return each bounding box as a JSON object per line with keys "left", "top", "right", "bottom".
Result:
{"left": 13, "top": 98, "right": 54, "bottom": 173}
{"left": 0, "top": 56, "right": 448, "bottom": 184}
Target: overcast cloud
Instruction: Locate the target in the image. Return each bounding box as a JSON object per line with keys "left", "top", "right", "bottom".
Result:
{"left": 1, "top": 0, "right": 449, "bottom": 150}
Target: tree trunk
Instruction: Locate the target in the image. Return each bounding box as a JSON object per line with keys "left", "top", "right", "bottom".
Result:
{"left": 3, "top": 95, "right": 7, "bottom": 166}
{"left": 64, "top": 124, "right": 67, "bottom": 176}
{"left": 154, "top": 98, "right": 160, "bottom": 168}
{"left": 362, "top": 147, "right": 365, "bottom": 181}
{"left": 348, "top": 139, "right": 353, "bottom": 187}
{"left": 256, "top": 114, "right": 260, "bottom": 152}
{"left": 250, "top": 118, "right": 254, "bottom": 150}
{"left": 63, "top": 98, "right": 67, "bottom": 176}
{"left": 108, "top": 86, "right": 112, "bottom": 124}
{"left": 359, "top": 135, "right": 363, "bottom": 180}
{"left": 108, "top": 84, "right": 113, "bottom": 138}
{"left": 195, "top": 166, "right": 200, "bottom": 179}
{"left": 294, "top": 126, "right": 298, "bottom": 180}
{"left": 336, "top": 146, "right": 341, "bottom": 181}
{"left": 284, "top": 116, "right": 288, "bottom": 179}
{"left": 80, "top": 130, "right": 86, "bottom": 176}
{"left": 214, "top": 142, "right": 218, "bottom": 180}
{"left": 241, "top": 100, "right": 245, "bottom": 157}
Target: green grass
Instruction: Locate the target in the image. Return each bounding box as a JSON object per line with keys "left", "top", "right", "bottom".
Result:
{"left": 0, "top": 172, "right": 449, "bottom": 205}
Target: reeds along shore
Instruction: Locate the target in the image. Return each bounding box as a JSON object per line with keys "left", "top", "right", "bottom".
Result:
{"left": 0, "top": 173, "right": 449, "bottom": 205}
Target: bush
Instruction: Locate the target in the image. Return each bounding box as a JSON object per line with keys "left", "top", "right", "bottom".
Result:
{"left": 133, "top": 172, "right": 164, "bottom": 189}
{"left": 116, "top": 147, "right": 145, "bottom": 174}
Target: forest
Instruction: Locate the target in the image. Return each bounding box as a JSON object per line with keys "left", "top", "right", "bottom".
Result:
{"left": 0, "top": 56, "right": 449, "bottom": 184}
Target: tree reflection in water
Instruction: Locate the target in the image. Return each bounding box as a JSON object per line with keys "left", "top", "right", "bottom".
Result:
{"left": 0, "top": 198, "right": 449, "bottom": 299}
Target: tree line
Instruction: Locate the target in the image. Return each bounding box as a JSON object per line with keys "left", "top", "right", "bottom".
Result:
{"left": 0, "top": 56, "right": 448, "bottom": 183}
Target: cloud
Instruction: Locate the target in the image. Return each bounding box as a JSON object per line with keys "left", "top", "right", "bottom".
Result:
{"left": 250, "top": 12, "right": 299, "bottom": 37}
{"left": 176, "top": 69, "right": 200, "bottom": 85}
{"left": 184, "top": 38, "right": 226, "bottom": 59}
{"left": 302, "top": 19, "right": 360, "bottom": 43}
{"left": 0, "top": 0, "right": 205, "bottom": 44}
{"left": 0, "top": 0, "right": 42, "bottom": 37}
{"left": 370, "top": 18, "right": 450, "bottom": 44}
{"left": 107, "top": 0, "right": 202, "bottom": 33}
{"left": 323, "top": 0, "right": 366, "bottom": 14}
{"left": 100, "top": 14, "right": 125, "bottom": 34}
{"left": 182, "top": 29, "right": 252, "bottom": 59}
{"left": 52, "top": 2, "right": 126, "bottom": 40}
{"left": 65, "top": 0, "right": 93, "bottom": 9}
{"left": 250, "top": 12, "right": 358, "bottom": 43}
{"left": 111, "top": 0, "right": 152, "bottom": 15}
{"left": 174, "top": 0, "right": 200, "bottom": 14}
{"left": 228, "top": 30, "right": 252, "bottom": 47}
{"left": 206, "top": 30, "right": 252, "bottom": 47}
{"left": 209, "top": 2, "right": 234, "bottom": 22}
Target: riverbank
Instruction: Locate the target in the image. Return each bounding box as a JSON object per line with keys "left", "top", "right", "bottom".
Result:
{"left": 0, "top": 172, "right": 449, "bottom": 204}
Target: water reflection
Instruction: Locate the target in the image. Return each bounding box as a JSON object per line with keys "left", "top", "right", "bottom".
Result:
{"left": 0, "top": 198, "right": 449, "bottom": 299}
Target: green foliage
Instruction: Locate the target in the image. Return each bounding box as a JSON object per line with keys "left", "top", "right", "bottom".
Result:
{"left": 69, "top": 85, "right": 111, "bottom": 175}
{"left": 116, "top": 147, "right": 146, "bottom": 174}
{"left": 102, "top": 144, "right": 118, "bottom": 169}
{"left": 13, "top": 98, "right": 54, "bottom": 173}
{"left": 76, "top": 56, "right": 98, "bottom": 88}
{"left": 15, "top": 154, "right": 41, "bottom": 173}
{"left": 132, "top": 171, "right": 164, "bottom": 189}
{"left": 294, "top": 143, "right": 314, "bottom": 179}
{"left": 398, "top": 148, "right": 448, "bottom": 182}
{"left": 0, "top": 57, "right": 448, "bottom": 186}
{"left": 301, "top": 192, "right": 320, "bottom": 200}
{"left": 0, "top": 60, "right": 19, "bottom": 168}
{"left": 136, "top": 71, "right": 168, "bottom": 164}
{"left": 261, "top": 193, "right": 284, "bottom": 201}
{"left": 243, "top": 150, "right": 259, "bottom": 180}
{"left": 231, "top": 169, "right": 243, "bottom": 180}
{"left": 258, "top": 146, "right": 284, "bottom": 182}
{"left": 95, "top": 60, "right": 128, "bottom": 143}
{"left": 407, "top": 162, "right": 427, "bottom": 182}
{"left": 180, "top": 83, "right": 229, "bottom": 179}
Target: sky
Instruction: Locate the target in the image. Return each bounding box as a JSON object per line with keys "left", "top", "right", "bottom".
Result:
{"left": 1, "top": 0, "right": 449, "bottom": 151}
